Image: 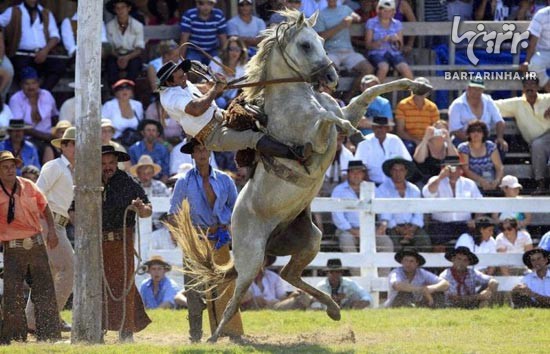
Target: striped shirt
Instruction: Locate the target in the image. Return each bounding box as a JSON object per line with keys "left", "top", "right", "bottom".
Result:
{"left": 180, "top": 8, "right": 227, "bottom": 53}
{"left": 395, "top": 96, "right": 440, "bottom": 141}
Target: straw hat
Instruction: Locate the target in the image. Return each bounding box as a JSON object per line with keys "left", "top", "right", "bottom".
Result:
{"left": 129, "top": 155, "right": 162, "bottom": 177}
{"left": 0, "top": 150, "right": 23, "bottom": 167}
{"left": 143, "top": 255, "right": 172, "bottom": 271}
{"left": 51, "top": 120, "right": 72, "bottom": 136}
{"left": 51, "top": 127, "right": 76, "bottom": 148}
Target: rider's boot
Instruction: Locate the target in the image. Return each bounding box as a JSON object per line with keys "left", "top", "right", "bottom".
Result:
{"left": 256, "top": 135, "right": 313, "bottom": 165}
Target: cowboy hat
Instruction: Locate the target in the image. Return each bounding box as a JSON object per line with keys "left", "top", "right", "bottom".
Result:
{"left": 180, "top": 138, "right": 201, "bottom": 154}
{"left": 157, "top": 60, "right": 192, "bottom": 88}
{"left": 522, "top": 248, "right": 550, "bottom": 269}
{"left": 326, "top": 258, "right": 346, "bottom": 271}
{"left": 101, "top": 145, "right": 130, "bottom": 162}
{"left": 382, "top": 157, "right": 417, "bottom": 179}
{"left": 0, "top": 151, "right": 23, "bottom": 168}
{"left": 445, "top": 246, "right": 479, "bottom": 266}
{"left": 6, "top": 119, "right": 32, "bottom": 130}
{"left": 143, "top": 255, "right": 172, "bottom": 271}
{"left": 395, "top": 249, "right": 426, "bottom": 266}
{"left": 129, "top": 155, "right": 162, "bottom": 177}
{"left": 51, "top": 120, "right": 73, "bottom": 136}
{"left": 51, "top": 127, "right": 76, "bottom": 149}
{"left": 345, "top": 160, "right": 367, "bottom": 172}
{"left": 368, "top": 116, "right": 395, "bottom": 127}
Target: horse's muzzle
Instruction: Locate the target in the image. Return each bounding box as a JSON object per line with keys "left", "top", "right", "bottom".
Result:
{"left": 316, "top": 64, "right": 338, "bottom": 90}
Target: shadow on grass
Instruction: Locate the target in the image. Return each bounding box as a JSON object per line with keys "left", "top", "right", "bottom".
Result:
{"left": 171, "top": 343, "right": 348, "bottom": 354}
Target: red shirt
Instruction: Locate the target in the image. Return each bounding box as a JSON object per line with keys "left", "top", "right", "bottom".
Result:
{"left": 0, "top": 177, "right": 47, "bottom": 241}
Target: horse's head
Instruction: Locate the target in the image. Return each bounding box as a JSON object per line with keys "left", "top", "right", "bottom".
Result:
{"left": 277, "top": 11, "right": 339, "bottom": 90}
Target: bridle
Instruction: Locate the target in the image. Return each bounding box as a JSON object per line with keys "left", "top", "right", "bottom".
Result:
{"left": 178, "top": 21, "right": 334, "bottom": 91}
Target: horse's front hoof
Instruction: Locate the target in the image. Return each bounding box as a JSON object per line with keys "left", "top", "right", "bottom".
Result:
{"left": 207, "top": 335, "right": 218, "bottom": 343}
{"left": 327, "top": 306, "right": 341, "bottom": 321}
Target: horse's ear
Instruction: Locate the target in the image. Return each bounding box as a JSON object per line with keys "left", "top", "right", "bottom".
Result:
{"left": 307, "top": 11, "right": 319, "bottom": 27}
{"left": 297, "top": 12, "right": 305, "bottom": 27}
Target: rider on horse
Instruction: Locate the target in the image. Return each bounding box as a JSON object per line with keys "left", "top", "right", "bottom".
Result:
{"left": 157, "top": 60, "right": 312, "bottom": 162}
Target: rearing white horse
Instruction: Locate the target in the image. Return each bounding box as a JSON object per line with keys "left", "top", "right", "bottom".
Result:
{"left": 171, "top": 9, "right": 431, "bottom": 342}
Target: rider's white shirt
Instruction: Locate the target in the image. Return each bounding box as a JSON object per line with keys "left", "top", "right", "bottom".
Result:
{"left": 160, "top": 82, "right": 217, "bottom": 137}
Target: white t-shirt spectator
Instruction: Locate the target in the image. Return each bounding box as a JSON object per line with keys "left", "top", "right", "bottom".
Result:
{"left": 495, "top": 230, "right": 533, "bottom": 254}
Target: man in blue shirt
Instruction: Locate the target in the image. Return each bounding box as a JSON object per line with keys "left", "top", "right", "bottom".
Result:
{"left": 0, "top": 119, "right": 40, "bottom": 175}
{"left": 139, "top": 256, "right": 180, "bottom": 309}
{"left": 169, "top": 140, "right": 243, "bottom": 342}
{"left": 128, "top": 119, "right": 170, "bottom": 183}
{"left": 179, "top": 0, "right": 228, "bottom": 64}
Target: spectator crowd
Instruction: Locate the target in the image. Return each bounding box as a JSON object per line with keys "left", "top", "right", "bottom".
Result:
{"left": 0, "top": 0, "right": 550, "bottom": 344}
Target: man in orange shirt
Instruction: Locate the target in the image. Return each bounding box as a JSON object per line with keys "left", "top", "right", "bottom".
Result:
{"left": 395, "top": 77, "right": 440, "bottom": 155}
{"left": 0, "top": 150, "right": 60, "bottom": 344}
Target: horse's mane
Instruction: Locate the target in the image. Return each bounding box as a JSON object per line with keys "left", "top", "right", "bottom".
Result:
{"left": 242, "top": 9, "right": 306, "bottom": 101}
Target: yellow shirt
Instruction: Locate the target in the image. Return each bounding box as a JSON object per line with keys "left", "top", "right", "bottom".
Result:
{"left": 395, "top": 96, "right": 440, "bottom": 140}
{"left": 494, "top": 94, "right": 550, "bottom": 144}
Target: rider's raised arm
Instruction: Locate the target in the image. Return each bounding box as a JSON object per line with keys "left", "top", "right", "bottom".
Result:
{"left": 185, "top": 81, "right": 226, "bottom": 117}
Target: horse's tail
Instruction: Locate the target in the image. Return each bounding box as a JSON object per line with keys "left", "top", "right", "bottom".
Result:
{"left": 166, "top": 200, "right": 237, "bottom": 293}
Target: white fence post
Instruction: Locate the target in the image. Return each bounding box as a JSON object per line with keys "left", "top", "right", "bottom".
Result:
{"left": 359, "top": 182, "right": 379, "bottom": 307}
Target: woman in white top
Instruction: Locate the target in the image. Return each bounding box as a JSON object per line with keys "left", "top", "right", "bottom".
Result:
{"left": 101, "top": 79, "right": 144, "bottom": 141}
{"left": 495, "top": 218, "right": 533, "bottom": 275}
{"left": 455, "top": 216, "right": 497, "bottom": 274}
{"left": 208, "top": 36, "right": 248, "bottom": 109}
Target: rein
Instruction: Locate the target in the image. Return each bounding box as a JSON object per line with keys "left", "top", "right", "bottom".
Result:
{"left": 178, "top": 21, "right": 333, "bottom": 91}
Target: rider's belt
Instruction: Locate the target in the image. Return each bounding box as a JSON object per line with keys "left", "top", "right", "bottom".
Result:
{"left": 102, "top": 228, "right": 133, "bottom": 242}
{"left": 53, "top": 212, "right": 70, "bottom": 227}
{"left": 6, "top": 234, "right": 43, "bottom": 250}
{"left": 195, "top": 114, "right": 220, "bottom": 144}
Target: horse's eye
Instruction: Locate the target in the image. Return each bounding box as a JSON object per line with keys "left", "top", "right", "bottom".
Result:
{"left": 300, "top": 42, "right": 311, "bottom": 51}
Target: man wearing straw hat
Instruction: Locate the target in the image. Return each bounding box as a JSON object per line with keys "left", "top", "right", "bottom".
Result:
{"left": 26, "top": 127, "right": 76, "bottom": 333}
{"left": 0, "top": 150, "right": 60, "bottom": 344}
{"left": 138, "top": 256, "right": 180, "bottom": 309}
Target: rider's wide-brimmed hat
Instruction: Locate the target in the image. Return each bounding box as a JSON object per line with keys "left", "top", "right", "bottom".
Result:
{"left": 180, "top": 138, "right": 201, "bottom": 154}
{"left": 101, "top": 145, "right": 130, "bottom": 162}
{"left": 51, "top": 127, "right": 76, "bottom": 149}
{"left": 157, "top": 60, "right": 192, "bottom": 88}
{"left": 0, "top": 150, "right": 23, "bottom": 167}
{"left": 382, "top": 157, "right": 417, "bottom": 179}
{"left": 445, "top": 246, "right": 479, "bottom": 266}
{"left": 129, "top": 155, "right": 162, "bottom": 177}
{"left": 395, "top": 249, "right": 426, "bottom": 266}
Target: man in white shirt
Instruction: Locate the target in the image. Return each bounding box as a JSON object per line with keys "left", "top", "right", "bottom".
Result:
{"left": 520, "top": 5, "right": 550, "bottom": 92}
{"left": 158, "top": 60, "right": 312, "bottom": 164}
{"left": 60, "top": 11, "right": 108, "bottom": 58}
{"left": 423, "top": 156, "right": 482, "bottom": 253}
{"left": 321, "top": 132, "right": 353, "bottom": 196}
{"left": 0, "top": 0, "right": 66, "bottom": 90}
{"left": 511, "top": 248, "right": 550, "bottom": 308}
{"left": 376, "top": 157, "right": 431, "bottom": 252}
{"left": 355, "top": 116, "right": 411, "bottom": 185}
{"left": 26, "top": 127, "right": 76, "bottom": 333}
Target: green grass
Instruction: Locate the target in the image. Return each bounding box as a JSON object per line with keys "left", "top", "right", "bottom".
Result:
{"left": 0, "top": 308, "right": 548, "bottom": 353}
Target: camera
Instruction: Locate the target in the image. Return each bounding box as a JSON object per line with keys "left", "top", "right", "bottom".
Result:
{"left": 433, "top": 128, "right": 444, "bottom": 136}
{"left": 449, "top": 166, "right": 457, "bottom": 173}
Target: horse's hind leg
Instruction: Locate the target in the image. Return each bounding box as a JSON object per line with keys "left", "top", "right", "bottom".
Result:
{"left": 275, "top": 212, "right": 341, "bottom": 321}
